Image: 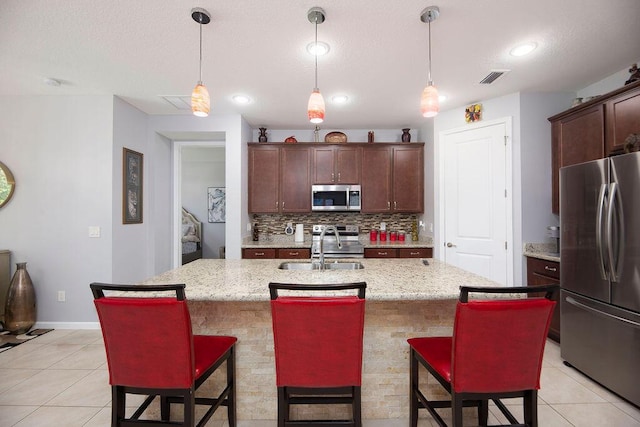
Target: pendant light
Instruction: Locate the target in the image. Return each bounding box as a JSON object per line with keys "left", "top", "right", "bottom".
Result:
{"left": 307, "top": 7, "right": 326, "bottom": 124}
{"left": 191, "top": 7, "right": 211, "bottom": 117}
{"left": 420, "top": 6, "right": 440, "bottom": 118}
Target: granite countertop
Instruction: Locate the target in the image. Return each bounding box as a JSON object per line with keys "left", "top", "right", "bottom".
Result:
{"left": 138, "top": 258, "right": 497, "bottom": 302}
{"left": 523, "top": 243, "right": 560, "bottom": 263}
{"left": 242, "top": 235, "right": 434, "bottom": 249}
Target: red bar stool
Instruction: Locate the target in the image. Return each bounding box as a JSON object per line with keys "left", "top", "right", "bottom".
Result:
{"left": 269, "top": 282, "right": 367, "bottom": 427}
{"left": 408, "top": 285, "right": 558, "bottom": 427}
{"left": 90, "top": 283, "right": 237, "bottom": 427}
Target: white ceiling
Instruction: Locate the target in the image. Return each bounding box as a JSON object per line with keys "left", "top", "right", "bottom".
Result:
{"left": 1, "top": 0, "right": 639, "bottom": 130}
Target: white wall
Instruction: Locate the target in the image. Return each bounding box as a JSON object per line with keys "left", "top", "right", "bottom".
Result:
{"left": 0, "top": 96, "right": 114, "bottom": 325}
{"left": 578, "top": 59, "right": 640, "bottom": 98}
{"left": 112, "top": 97, "right": 152, "bottom": 283}
{"left": 181, "top": 147, "right": 226, "bottom": 259}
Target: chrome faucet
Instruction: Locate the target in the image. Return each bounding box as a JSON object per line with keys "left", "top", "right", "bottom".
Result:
{"left": 318, "top": 225, "right": 342, "bottom": 270}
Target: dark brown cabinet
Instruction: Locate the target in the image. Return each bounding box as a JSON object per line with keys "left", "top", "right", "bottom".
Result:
{"left": 361, "top": 144, "right": 424, "bottom": 213}
{"left": 549, "top": 81, "right": 640, "bottom": 213}
{"left": 526, "top": 256, "right": 560, "bottom": 342}
{"left": 312, "top": 145, "right": 361, "bottom": 184}
{"left": 242, "top": 248, "right": 311, "bottom": 259}
{"left": 248, "top": 146, "right": 280, "bottom": 213}
{"left": 364, "top": 247, "right": 432, "bottom": 258}
{"left": 606, "top": 85, "right": 640, "bottom": 155}
{"left": 248, "top": 145, "right": 311, "bottom": 213}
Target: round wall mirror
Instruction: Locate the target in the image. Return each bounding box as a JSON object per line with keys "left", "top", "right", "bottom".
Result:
{"left": 0, "top": 161, "right": 16, "bottom": 208}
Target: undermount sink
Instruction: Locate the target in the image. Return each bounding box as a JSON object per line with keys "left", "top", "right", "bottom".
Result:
{"left": 278, "top": 261, "right": 364, "bottom": 271}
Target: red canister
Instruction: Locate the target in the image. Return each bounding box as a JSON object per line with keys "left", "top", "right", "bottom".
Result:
{"left": 369, "top": 229, "right": 378, "bottom": 242}
{"left": 379, "top": 231, "right": 387, "bottom": 241}
{"left": 390, "top": 231, "right": 397, "bottom": 241}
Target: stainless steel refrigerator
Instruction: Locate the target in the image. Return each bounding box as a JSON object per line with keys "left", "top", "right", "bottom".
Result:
{"left": 560, "top": 151, "right": 640, "bottom": 407}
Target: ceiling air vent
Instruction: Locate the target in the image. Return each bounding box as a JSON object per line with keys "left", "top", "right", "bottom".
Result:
{"left": 161, "top": 96, "right": 192, "bottom": 110}
{"left": 479, "top": 69, "right": 510, "bottom": 85}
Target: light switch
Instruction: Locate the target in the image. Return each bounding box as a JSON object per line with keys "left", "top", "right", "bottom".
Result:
{"left": 88, "top": 226, "right": 101, "bottom": 238}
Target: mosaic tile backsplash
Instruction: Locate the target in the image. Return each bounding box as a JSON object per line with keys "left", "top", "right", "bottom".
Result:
{"left": 251, "top": 213, "right": 419, "bottom": 235}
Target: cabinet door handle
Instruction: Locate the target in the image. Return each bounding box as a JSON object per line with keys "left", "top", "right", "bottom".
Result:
{"left": 289, "top": 251, "right": 299, "bottom": 256}
{"left": 331, "top": 172, "right": 335, "bottom": 182}
{"left": 282, "top": 201, "right": 285, "bottom": 209}
{"left": 387, "top": 201, "right": 390, "bottom": 210}
{"left": 379, "top": 251, "right": 388, "bottom": 256}
{"left": 255, "top": 252, "right": 265, "bottom": 256}
{"left": 394, "top": 201, "right": 397, "bottom": 209}
{"left": 337, "top": 172, "right": 341, "bottom": 182}
{"left": 544, "top": 265, "right": 557, "bottom": 272}
{"left": 410, "top": 251, "right": 420, "bottom": 255}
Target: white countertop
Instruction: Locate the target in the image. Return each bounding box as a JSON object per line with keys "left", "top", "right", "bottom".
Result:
{"left": 138, "top": 258, "right": 498, "bottom": 302}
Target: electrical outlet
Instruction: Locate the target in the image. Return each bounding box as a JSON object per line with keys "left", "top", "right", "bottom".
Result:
{"left": 88, "top": 226, "right": 100, "bottom": 238}
{"left": 57, "top": 291, "right": 66, "bottom": 302}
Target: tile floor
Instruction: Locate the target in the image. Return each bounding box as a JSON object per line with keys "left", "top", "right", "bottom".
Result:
{"left": 0, "top": 329, "right": 639, "bottom": 426}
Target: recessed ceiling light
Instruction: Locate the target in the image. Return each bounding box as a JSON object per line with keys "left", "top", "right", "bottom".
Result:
{"left": 306, "top": 41, "right": 330, "bottom": 56}
{"left": 510, "top": 42, "right": 537, "bottom": 57}
{"left": 232, "top": 95, "right": 251, "bottom": 104}
{"left": 331, "top": 95, "right": 349, "bottom": 104}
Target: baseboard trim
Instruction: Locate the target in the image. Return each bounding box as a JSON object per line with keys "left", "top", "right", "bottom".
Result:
{"left": 35, "top": 321, "right": 100, "bottom": 330}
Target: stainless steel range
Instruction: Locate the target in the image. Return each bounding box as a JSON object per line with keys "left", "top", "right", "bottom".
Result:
{"left": 311, "top": 225, "right": 364, "bottom": 259}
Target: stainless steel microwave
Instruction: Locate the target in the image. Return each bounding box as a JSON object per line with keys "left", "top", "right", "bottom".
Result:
{"left": 311, "top": 184, "right": 361, "bottom": 212}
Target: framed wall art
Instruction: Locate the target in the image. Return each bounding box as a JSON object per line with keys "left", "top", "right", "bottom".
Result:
{"left": 207, "top": 187, "right": 226, "bottom": 223}
{"left": 123, "top": 148, "right": 143, "bottom": 224}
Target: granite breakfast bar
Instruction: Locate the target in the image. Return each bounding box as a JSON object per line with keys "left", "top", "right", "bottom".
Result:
{"left": 138, "top": 258, "right": 499, "bottom": 422}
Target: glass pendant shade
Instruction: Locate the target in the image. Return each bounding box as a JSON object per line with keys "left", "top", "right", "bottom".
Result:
{"left": 308, "top": 88, "right": 325, "bottom": 124}
{"left": 191, "top": 82, "right": 210, "bottom": 117}
{"left": 420, "top": 84, "right": 439, "bottom": 118}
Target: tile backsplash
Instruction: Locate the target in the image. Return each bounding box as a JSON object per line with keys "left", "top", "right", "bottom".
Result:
{"left": 251, "top": 213, "right": 418, "bottom": 235}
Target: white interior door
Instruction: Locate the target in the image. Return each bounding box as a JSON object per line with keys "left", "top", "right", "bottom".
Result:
{"left": 442, "top": 120, "right": 510, "bottom": 285}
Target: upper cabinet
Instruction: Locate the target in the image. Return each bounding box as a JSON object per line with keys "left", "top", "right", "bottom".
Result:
{"left": 312, "top": 145, "right": 361, "bottom": 184}
{"left": 248, "top": 145, "right": 311, "bottom": 213}
{"left": 361, "top": 144, "right": 424, "bottom": 213}
{"left": 249, "top": 142, "right": 424, "bottom": 214}
{"left": 549, "top": 81, "right": 640, "bottom": 213}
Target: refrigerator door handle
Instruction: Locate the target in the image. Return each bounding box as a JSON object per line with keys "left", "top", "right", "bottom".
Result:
{"left": 566, "top": 296, "right": 640, "bottom": 329}
{"left": 596, "top": 184, "right": 608, "bottom": 280}
{"left": 607, "top": 183, "right": 625, "bottom": 282}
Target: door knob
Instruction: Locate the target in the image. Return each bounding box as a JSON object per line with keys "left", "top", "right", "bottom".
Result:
{"left": 446, "top": 242, "right": 457, "bottom": 248}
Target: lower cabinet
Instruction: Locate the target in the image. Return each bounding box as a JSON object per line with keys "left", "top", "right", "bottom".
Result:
{"left": 242, "top": 248, "right": 311, "bottom": 259}
{"left": 526, "top": 256, "right": 561, "bottom": 342}
{"left": 364, "top": 247, "right": 433, "bottom": 258}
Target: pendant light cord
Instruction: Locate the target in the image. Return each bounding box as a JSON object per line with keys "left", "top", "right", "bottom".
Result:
{"left": 427, "top": 17, "right": 432, "bottom": 85}
{"left": 198, "top": 18, "right": 203, "bottom": 83}
{"left": 314, "top": 15, "right": 319, "bottom": 90}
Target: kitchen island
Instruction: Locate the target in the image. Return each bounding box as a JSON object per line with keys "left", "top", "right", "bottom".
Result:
{"left": 138, "top": 258, "right": 498, "bottom": 422}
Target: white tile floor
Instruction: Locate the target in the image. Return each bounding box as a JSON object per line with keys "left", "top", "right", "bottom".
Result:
{"left": 0, "top": 329, "right": 639, "bottom": 426}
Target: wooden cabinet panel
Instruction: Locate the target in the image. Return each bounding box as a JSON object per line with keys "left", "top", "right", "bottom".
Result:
{"left": 526, "top": 257, "right": 561, "bottom": 342}
{"left": 242, "top": 248, "right": 277, "bottom": 259}
{"left": 277, "top": 248, "right": 311, "bottom": 259}
{"left": 551, "top": 105, "right": 605, "bottom": 213}
{"left": 312, "top": 146, "right": 361, "bottom": 184}
{"left": 393, "top": 146, "right": 424, "bottom": 212}
{"left": 398, "top": 248, "right": 432, "bottom": 258}
{"left": 280, "top": 146, "right": 311, "bottom": 212}
{"left": 549, "top": 81, "right": 640, "bottom": 214}
{"left": 312, "top": 147, "right": 335, "bottom": 184}
{"left": 364, "top": 248, "right": 396, "bottom": 258}
{"left": 248, "top": 146, "right": 280, "bottom": 213}
{"left": 335, "top": 146, "right": 361, "bottom": 184}
{"left": 606, "top": 85, "right": 640, "bottom": 155}
{"left": 361, "top": 147, "right": 392, "bottom": 212}
{"left": 365, "top": 247, "right": 432, "bottom": 258}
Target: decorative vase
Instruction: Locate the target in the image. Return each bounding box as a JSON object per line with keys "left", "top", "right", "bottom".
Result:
{"left": 368, "top": 131, "right": 374, "bottom": 143}
{"left": 402, "top": 128, "right": 411, "bottom": 143}
{"left": 4, "top": 263, "right": 36, "bottom": 334}
{"left": 258, "top": 127, "right": 268, "bottom": 143}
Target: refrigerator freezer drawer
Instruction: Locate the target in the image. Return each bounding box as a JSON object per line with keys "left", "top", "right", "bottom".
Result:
{"left": 560, "top": 290, "right": 640, "bottom": 407}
